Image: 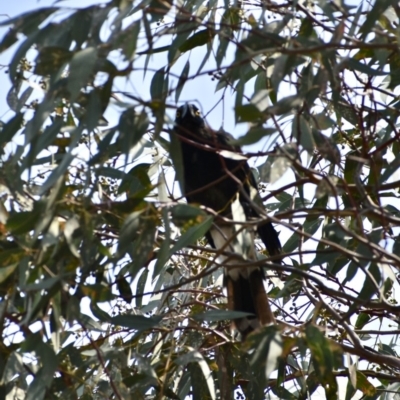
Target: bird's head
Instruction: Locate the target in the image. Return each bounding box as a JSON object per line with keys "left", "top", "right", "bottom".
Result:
{"left": 174, "top": 103, "right": 205, "bottom": 130}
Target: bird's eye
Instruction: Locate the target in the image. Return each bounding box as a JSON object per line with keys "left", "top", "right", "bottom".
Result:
{"left": 176, "top": 111, "right": 181, "bottom": 118}
{"left": 195, "top": 110, "right": 201, "bottom": 116}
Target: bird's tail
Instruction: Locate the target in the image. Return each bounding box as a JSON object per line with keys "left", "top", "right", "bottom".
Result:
{"left": 225, "top": 267, "right": 275, "bottom": 339}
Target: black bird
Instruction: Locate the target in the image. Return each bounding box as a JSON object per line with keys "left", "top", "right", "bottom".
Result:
{"left": 174, "top": 103, "right": 281, "bottom": 337}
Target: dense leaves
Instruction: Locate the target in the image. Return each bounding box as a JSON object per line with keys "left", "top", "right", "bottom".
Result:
{"left": 1, "top": 0, "right": 400, "bottom": 399}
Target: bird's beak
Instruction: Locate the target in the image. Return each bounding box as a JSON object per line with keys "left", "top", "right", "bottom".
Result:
{"left": 181, "top": 103, "right": 189, "bottom": 118}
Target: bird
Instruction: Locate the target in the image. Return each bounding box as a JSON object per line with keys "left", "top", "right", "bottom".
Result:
{"left": 174, "top": 103, "right": 282, "bottom": 338}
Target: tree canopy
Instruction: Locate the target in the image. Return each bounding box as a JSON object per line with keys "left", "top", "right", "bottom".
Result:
{"left": 1, "top": 0, "right": 400, "bottom": 399}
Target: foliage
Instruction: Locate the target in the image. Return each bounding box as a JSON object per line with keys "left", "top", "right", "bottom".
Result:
{"left": 1, "top": 0, "right": 400, "bottom": 399}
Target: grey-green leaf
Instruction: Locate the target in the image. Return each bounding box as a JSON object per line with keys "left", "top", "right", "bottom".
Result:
{"left": 67, "top": 47, "right": 98, "bottom": 101}
{"left": 111, "top": 315, "right": 162, "bottom": 330}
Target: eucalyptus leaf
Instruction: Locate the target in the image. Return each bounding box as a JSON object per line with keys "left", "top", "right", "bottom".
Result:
{"left": 67, "top": 47, "right": 98, "bottom": 101}
{"left": 111, "top": 315, "right": 162, "bottom": 330}
{"left": 170, "top": 216, "right": 213, "bottom": 255}
{"left": 193, "top": 310, "right": 253, "bottom": 321}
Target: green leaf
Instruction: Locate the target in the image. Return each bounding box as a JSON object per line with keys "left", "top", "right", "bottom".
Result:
{"left": 273, "top": 191, "right": 292, "bottom": 207}
{"left": 6, "top": 202, "right": 45, "bottom": 235}
{"left": 216, "top": 8, "right": 240, "bottom": 66}
{"left": 118, "top": 108, "right": 150, "bottom": 153}
{"left": 38, "top": 152, "right": 75, "bottom": 196}
{"left": 111, "top": 315, "right": 162, "bottom": 330}
{"left": 97, "top": 166, "right": 126, "bottom": 181}
{"left": 24, "top": 276, "right": 61, "bottom": 291}
{"left": 298, "top": 17, "right": 315, "bottom": 38}
{"left": 306, "top": 325, "right": 341, "bottom": 399}
{"left": 248, "top": 326, "right": 282, "bottom": 379}
{"left": 118, "top": 211, "right": 143, "bottom": 256}
{"left": 271, "top": 54, "right": 289, "bottom": 93}
{"left": 90, "top": 301, "right": 113, "bottom": 322}
{"left": 131, "top": 218, "right": 157, "bottom": 271}
{"left": 216, "top": 30, "right": 230, "bottom": 68}
{"left": 7, "top": 86, "right": 33, "bottom": 113}
{"left": 179, "top": 351, "right": 216, "bottom": 400}
{"left": 88, "top": 127, "right": 117, "bottom": 165}
{"left": 26, "top": 342, "right": 57, "bottom": 400}
{"left": 67, "top": 47, "right": 98, "bottom": 101}
{"left": 312, "top": 129, "right": 341, "bottom": 164}
{"left": 355, "top": 313, "right": 371, "bottom": 330}
{"left": 0, "top": 7, "right": 57, "bottom": 33}
{"left": 342, "top": 58, "right": 386, "bottom": 76}
{"left": 315, "top": 176, "right": 340, "bottom": 199}
{"left": 267, "top": 95, "right": 304, "bottom": 116}
{"left": 235, "top": 104, "right": 263, "bottom": 122}
{"left": 9, "top": 27, "right": 42, "bottom": 83}
{"left": 0, "top": 112, "right": 23, "bottom": 148}
{"left": 118, "top": 163, "right": 152, "bottom": 195}
{"left": 196, "top": 39, "right": 213, "bottom": 75}
{"left": 388, "top": 52, "right": 400, "bottom": 89}
{"left": 275, "top": 273, "right": 304, "bottom": 299}
{"left": 315, "top": 0, "right": 337, "bottom": 22}
{"left": 116, "top": 274, "right": 133, "bottom": 302}
{"left": 171, "top": 204, "right": 207, "bottom": 225}
{"left": 6, "top": 86, "right": 19, "bottom": 112}
{"left": 16, "top": 87, "right": 33, "bottom": 112}
{"left": 193, "top": 310, "right": 253, "bottom": 322}
{"left": 138, "top": 46, "right": 167, "bottom": 55}
{"left": 135, "top": 268, "right": 148, "bottom": 308}
{"left": 23, "top": 119, "right": 64, "bottom": 171}
{"left": 378, "top": 342, "right": 397, "bottom": 357}
{"left": 0, "top": 264, "right": 18, "bottom": 284}
{"left": 271, "top": 386, "right": 297, "bottom": 400}
{"left": 179, "top": 29, "right": 215, "bottom": 53}
{"left": 114, "top": 20, "right": 141, "bottom": 60}
{"left": 359, "top": 0, "right": 394, "bottom": 39}
{"left": 0, "top": 27, "right": 18, "bottom": 53}
{"left": 380, "top": 155, "right": 400, "bottom": 184}
{"left": 236, "top": 30, "right": 285, "bottom": 62}
{"left": 168, "top": 17, "right": 198, "bottom": 63}
{"left": 311, "top": 247, "right": 340, "bottom": 273}
{"left": 175, "top": 60, "right": 190, "bottom": 103}
{"left": 323, "top": 222, "right": 348, "bottom": 242}
{"left": 359, "top": 264, "right": 381, "bottom": 301}
{"left": 259, "top": 155, "right": 291, "bottom": 184}
{"left": 293, "top": 116, "right": 314, "bottom": 152}
{"left": 334, "top": 97, "right": 358, "bottom": 126}
{"left": 254, "top": 70, "right": 267, "bottom": 93}
{"left": 150, "top": 67, "right": 167, "bottom": 101}
{"left": 283, "top": 218, "right": 322, "bottom": 253}
{"left": 170, "top": 216, "right": 214, "bottom": 255}
{"left": 148, "top": 0, "right": 172, "bottom": 22}
{"left": 35, "top": 46, "right": 72, "bottom": 76}
{"left": 354, "top": 371, "right": 376, "bottom": 397}
{"left": 233, "top": 127, "right": 276, "bottom": 146}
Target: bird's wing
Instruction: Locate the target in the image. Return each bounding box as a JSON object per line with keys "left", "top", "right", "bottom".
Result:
{"left": 213, "top": 129, "right": 282, "bottom": 260}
